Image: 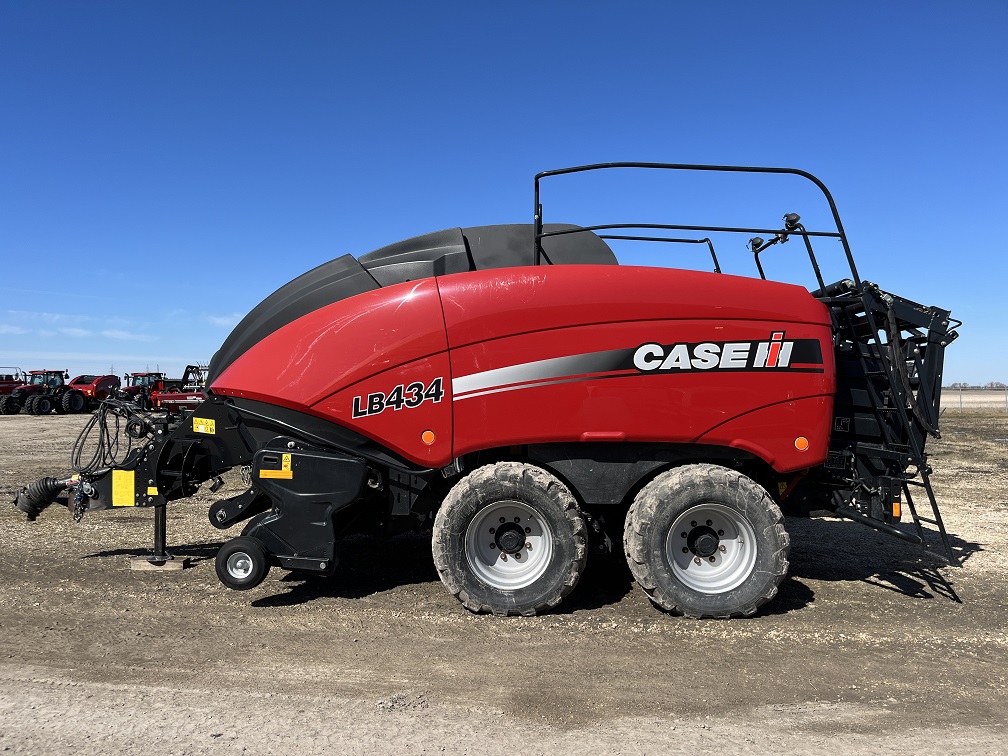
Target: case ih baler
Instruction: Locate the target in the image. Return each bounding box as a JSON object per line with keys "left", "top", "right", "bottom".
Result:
{"left": 14, "top": 164, "right": 959, "bottom": 618}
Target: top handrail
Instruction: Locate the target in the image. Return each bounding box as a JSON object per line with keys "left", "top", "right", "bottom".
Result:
{"left": 533, "top": 162, "right": 861, "bottom": 288}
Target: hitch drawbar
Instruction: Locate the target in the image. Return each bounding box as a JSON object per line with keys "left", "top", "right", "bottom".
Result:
{"left": 14, "top": 473, "right": 185, "bottom": 568}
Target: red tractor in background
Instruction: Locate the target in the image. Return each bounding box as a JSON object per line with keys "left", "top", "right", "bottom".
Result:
{"left": 0, "top": 370, "right": 120, "bottom": 415}
{"left": 120, "top": 365, "right": 207, "bottom": 411}
{"left": 120, "top": 371, "right": 170, "bottom": 410}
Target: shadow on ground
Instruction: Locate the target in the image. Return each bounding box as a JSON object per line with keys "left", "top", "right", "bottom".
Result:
{"left": 82, "top": 515, "right": 980, "bottom": 611}
{"left": 786, "top": 515, "right": 981, "bottom": 604}
{"left": 83, "top": 541, "right": 223, "bottom": 565}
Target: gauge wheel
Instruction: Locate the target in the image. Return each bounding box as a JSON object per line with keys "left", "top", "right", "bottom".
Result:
{"left": 432, "top": 462, "right": 587, "bottom": 616}
{"left": 215, "top": 537, "right": 270, "bottom": 591}
{"left": 624, "top": 463, "right": 790, "bottom": 618}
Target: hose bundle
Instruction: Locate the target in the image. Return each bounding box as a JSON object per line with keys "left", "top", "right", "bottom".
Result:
{"left": 70, "top": 397, "right": 152, "bottom": 475}
{"left": 12, "top": 398, "right": 157, "bottom": 522}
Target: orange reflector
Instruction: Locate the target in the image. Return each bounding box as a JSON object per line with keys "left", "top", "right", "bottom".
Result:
{"left": 892, "top": 500, "right": 901, "bottom": 520}
{"left": 794, "top": 436, "right": 809, "bottom": 451}
{"left": 421, "top": 430, "right": 436, "bottom": 445}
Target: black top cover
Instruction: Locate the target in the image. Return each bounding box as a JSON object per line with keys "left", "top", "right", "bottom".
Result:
{"left": 207, "top": 224, "right": 616, "bottom": 384}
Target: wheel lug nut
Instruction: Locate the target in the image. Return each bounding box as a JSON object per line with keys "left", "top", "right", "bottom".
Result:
{"left": 514, "top": 553, "right": 522, "bottom": 560}
{"left": 499, "top": 517, "right": 506, "bottom": 523}
{"left": 524, "top": 527, "right": 531, "bottom": 534}
{"left": 489, "top": 527, "right": 496, "bottom": 534}
{"left": 691, "top": 521, "right": 697, "bottom": 527}
{"left": 680, "top": 532, "right": 687, "bottom": 538}
{"left": 682, "top": 547, "right": 688, "bottom": 554}
{"left": 514, "top": 517, "right": 520, "bottom": 523}
{"left": 708, "top": 556, "right": 716, "bottom": 562}
{"left": 490, "top": 543, "right": 496, "bottom": 549}
{"left": 718, "top": 529, "right": 724, "bottom": 536}
{"left": 706, "top": 520, "right": 712, "bottom": 526}
{"left": 525, "top": 542, "right": 532, "bottom": 550}
{"left": 693, "top": 557, "right": 701, "bottom": 565}
{"left": 719, "top": 544, "right": 726, "bottom": 552}
{"left": 501, "top": 553, "right": 507, "bottom": 561}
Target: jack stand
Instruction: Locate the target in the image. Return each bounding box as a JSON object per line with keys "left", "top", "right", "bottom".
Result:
{"left": 130, "top": 504, "right": 191, "bottom": 571}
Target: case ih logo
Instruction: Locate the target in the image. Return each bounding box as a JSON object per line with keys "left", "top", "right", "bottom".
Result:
{"left": 449, "top": 332, "right": 826, "bottom": 404}
{"left": 633, "top": 332, "right": 823, "bottom": 373}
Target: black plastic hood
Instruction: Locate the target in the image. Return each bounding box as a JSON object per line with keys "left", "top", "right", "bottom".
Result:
{"left": 206, "top": 254, "right": 380, "bottom": 386}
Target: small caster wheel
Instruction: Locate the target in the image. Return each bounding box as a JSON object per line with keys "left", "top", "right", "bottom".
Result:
{"left": 215, "top": 536, "right": 270, "bottom": 590}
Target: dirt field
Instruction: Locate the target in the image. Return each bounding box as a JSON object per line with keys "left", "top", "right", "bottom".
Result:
{"left": 0, "top": 412, "right": 1005, "bottom": 755}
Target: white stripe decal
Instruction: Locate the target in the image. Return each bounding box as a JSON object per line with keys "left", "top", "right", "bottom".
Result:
{"left": 452, "top": 348, "right": 634, "bottom": 398}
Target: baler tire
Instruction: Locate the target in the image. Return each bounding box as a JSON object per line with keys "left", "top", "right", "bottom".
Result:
{"left": 215, "top": 537, "right": 270, "bottom": 591}
{"left": 432, "top": 462, "right": 587, "bottom": 617}
{"left": 61, "top": 390, "right": 86, "bottom": 414}
{"left": 623, "top": 464, "right": 790, "bottom": 619}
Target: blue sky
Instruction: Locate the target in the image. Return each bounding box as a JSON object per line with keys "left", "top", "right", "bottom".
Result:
{"left": 1, "top": 2, "right": 1005, "bottom": 384}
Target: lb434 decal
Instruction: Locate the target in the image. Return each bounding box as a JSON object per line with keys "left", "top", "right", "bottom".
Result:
{"left": 352, "top": 377, "right": 444, "bottom": 418}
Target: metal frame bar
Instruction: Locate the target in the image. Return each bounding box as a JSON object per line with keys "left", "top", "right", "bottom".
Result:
{"left": 595, "top": 232, "right": 721, "bottom": 273}
{"left": 533, "top": 162, "right": 863, "bottom": 288}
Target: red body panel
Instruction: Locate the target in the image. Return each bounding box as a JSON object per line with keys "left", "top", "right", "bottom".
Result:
{"left": 211, "top": 266, "right": 834, "bottom": 471}
{"left": 212, "top": 278, "right": 453, "bottom": 465}
{"left": 441, "top": 267, "right": 834, "bottom": 473}
{"left": 438, "top": 266, "right": 830, "bottom": 349}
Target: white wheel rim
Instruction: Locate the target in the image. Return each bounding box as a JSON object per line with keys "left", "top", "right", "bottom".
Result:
{"left": 665, "top": 503, "right": 758, "bottom": 594}
{"left": 226, "top": 551, "right": 254, "bottom": 580}
{"left": 464, "top": 500, "right": 554, "bottom": 590}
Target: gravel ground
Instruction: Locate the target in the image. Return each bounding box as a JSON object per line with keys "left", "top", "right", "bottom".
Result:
{"left": 0, "top": 411, "right": 1005, "bottom": 754}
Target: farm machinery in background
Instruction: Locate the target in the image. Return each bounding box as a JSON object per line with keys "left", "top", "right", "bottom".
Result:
{"left": 13, "top": 163, "right": 959, "bottom": 619}
{"left": 150, "top": 364, "right": 208, "bottom": 412}
{"left": 118, "top": 371, "right": 169, "bottom": 410}
{"left": 119, "top": 365, "right": 207, "bottom": 411}
{"left": 0, "top": 368, "right": 27, "bottom": 398}
{"left": 0, "top": 370, "right": 120, "bottom": 415}
{"left": 119, "top": 364, "right": 208, "bottom": 411}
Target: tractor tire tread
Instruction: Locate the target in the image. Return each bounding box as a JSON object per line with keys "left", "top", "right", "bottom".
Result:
{"left": 432, "top": 462, "right": 586, "bottom": 617}
{"left": 623, "top": 463, "right": 789, "bottom": 619}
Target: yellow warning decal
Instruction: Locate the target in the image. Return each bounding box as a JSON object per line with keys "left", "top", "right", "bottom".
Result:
{"left": 193, "top": 417, "right": 216, "bottom": 435}
{"left": 112, "top": 469, "right": 135, "bottom": 507}
{"left": 778, "top": 482, "right": 788, "bottom": 496}
{"left": 147, "top": 486, "right": 159, "bottom": 496}
{"left": 259, "top": 453, "right": 293, "bottom": 480}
